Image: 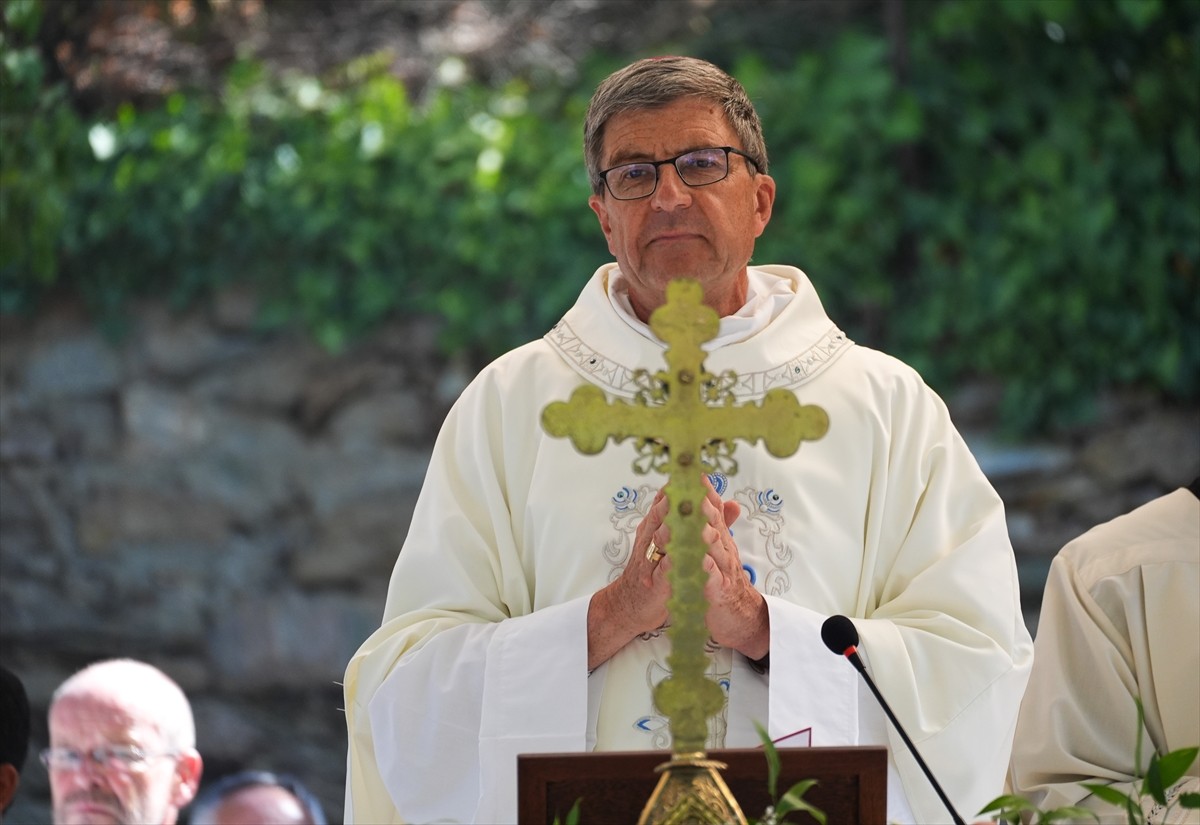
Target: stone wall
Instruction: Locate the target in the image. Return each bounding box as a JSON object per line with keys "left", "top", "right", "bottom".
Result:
{"left": 0, "top": 292, "right": 474, "bottom": 823}
{"left": 2, "top": 294, "right": 1197, "bottom": 823}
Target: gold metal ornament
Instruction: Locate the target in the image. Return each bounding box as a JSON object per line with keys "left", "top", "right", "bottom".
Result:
{"left": 542, "top": 278, "right": 829, "bottom": 824}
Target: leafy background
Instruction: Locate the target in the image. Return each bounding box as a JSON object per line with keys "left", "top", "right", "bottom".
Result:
{"left": 3, "top": 0, "right": 1197, "bottom": 435}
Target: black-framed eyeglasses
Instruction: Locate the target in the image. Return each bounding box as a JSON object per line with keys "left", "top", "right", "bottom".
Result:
{"left": 597, "top": 146, "right": 759, "bottom": 201}
{"left": 40, "top": 745, "right": 178, "bottom": 774}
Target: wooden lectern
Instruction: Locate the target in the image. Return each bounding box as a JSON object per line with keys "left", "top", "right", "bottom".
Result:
{"left": 517, "top": 746, "right": 887, "bottom": 824}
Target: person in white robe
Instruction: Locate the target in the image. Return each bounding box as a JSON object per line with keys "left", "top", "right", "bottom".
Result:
{"left": 343, "top": 56, "right": 1033, "bottom": 825}
{"left": 1008, "top": 481, "right": 1200, "bottom": 824}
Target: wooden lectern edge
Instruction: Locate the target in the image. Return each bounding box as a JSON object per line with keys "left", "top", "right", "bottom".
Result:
{"left": 517, "top": 745, "right": 888, "bottom": 824}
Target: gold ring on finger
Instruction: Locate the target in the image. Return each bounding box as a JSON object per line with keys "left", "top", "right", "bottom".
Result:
{"left": 645, "top": 541, "right": 664, "bottom": 564}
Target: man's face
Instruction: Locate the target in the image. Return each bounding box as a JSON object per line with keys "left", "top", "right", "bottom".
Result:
{"left": 588, "top": 97, "right": 775, "bottom": 320}
{"left": 47, "top": 693, "right": 194, "bottom": 825}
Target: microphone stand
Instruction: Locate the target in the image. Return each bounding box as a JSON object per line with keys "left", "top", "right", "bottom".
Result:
{"left": 843, "top": 649, "right": 967, "bottom": 825}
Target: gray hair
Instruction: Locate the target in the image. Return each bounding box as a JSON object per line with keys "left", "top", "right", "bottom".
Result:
{"left": 583, "top": 56, "right": 769, "bottom": 195}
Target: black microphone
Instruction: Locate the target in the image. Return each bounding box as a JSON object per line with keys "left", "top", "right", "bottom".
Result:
{"left": 821, "top": 614, "right": 967, "bottom": 825}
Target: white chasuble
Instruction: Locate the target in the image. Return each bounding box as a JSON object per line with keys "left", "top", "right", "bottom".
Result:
{"left": 1009, "top": 488, "right": 1200, "bottom": 823}
{"left": 343, "top": 264, "right": 1033, "bottom": 824}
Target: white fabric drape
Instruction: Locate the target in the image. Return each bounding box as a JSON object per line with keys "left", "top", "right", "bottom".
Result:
{"left": 1009, "top": 487, "right": 1200, "bottom": 824}
{"left": 343, "top": 264, "right": 1033, "bottom": 824}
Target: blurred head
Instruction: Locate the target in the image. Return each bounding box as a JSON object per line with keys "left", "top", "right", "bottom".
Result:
{"left": 0, "top": 666, "right": 31, "bottom": 816}
{"left": 585, "top": 57, "right": 775, "bottom": 320}
{"left": 188, "top": 771, "right": 326, "bottom": 825}
{"left": 44, "top": 659, "right": 202, "bottom": 825}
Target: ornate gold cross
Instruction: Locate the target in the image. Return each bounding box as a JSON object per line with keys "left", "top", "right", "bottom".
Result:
{"left": 542, "top": 278, "right": 829, "bottom": 823}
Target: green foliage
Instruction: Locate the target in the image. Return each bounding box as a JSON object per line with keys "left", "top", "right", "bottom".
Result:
{"left": 897, "top": 0, "right": 1200, "bottom": 431}
{"left": 980, "top": 698, "right": 1200, "bottom": 824}
{"left": 3, "top": 22, "right": 602, "bottom": 355}
{"left": 978, "top": 793, "right": 1101, "bottom": 824}
{"left": 753, "top": 723, "right": 826, "bottom": 825}
{"left": 550, "top": 798, "right": 581, "bottom": 825}
{"left": 1, "top": 0, "right": 1196, "bottom": 433}
{"left": 745, "top": 0, "right": 1199, "bottom": 432}
{"left": 748, "top": 33, "right": 915, "bottom": 336}
{"left": 0, "top": 0, "right": 89, "bottom": 311}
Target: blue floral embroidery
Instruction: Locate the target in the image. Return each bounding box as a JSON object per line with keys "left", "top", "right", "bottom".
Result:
{"left": 636, "top": 717, "right": 667, "bottom": 733}
{"left": 612, "top": 486, "right": 639, "bottom": 511}
{"left": 606, "top": 483, "right": 654, "bottom": 576}
{"left": 734, "top": 484, "right": 791, "bottom": 595}
{"left": 757, "top": 488, "right": 783, "bottom": 514}
{"left": 718, "top": 678, "right": 731, "bottom": 692}
{"left": 707, "top": 472, "right": 728, "bottom": 495}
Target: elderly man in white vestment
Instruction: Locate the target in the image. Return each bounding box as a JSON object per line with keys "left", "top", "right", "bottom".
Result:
{"left": 1008, "top": 479, "right": 1200, "bottom": 823}
{"left": 342, "top": 56, "right": 1034, "bottom": 825}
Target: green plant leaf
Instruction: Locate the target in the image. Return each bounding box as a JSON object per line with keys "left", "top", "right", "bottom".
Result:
{"left": 777, "top": 783, "right": 826, "bottom": 824}
{"left": 756, "top": 722, "right": 782, "bottom": 799}
{"left": 1151, "top": 746, "right": 1200, "bottom": 793}
{"left": 1036, "top": 806, "right": 1101, "bottom": 824}
{"left": 1134, "top": 697, "right": 1147, "bottom": 781}
{"left": 551, "top": 798, "right": 582, "bottom": 825}
{"left": 978, "top": 794, "right": 1038, "bottom": 814}
{"left": 1080, "top": 782, "right": 1137, "bottom": 809}
{"left": 976, "top": 794, "right": 1096, "bottom": 825}
{"left": 774, "top": 778, "right": 818, "bottom": 814}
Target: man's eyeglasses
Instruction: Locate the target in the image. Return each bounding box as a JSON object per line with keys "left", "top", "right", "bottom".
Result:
{"left": 40, "top": 745, "right": 177, "bottom": 774}
{"left": 597, "top": 146, "right": 759, "bottom": 201}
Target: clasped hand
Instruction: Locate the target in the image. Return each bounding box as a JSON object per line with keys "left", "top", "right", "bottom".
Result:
{"left": 586, "top": 476, "right": 770, "bottom": 670}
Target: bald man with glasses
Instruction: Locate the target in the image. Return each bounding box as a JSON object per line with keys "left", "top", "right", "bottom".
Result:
{"left": 43, "top": 659, "right": 202, "bottom": 825}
